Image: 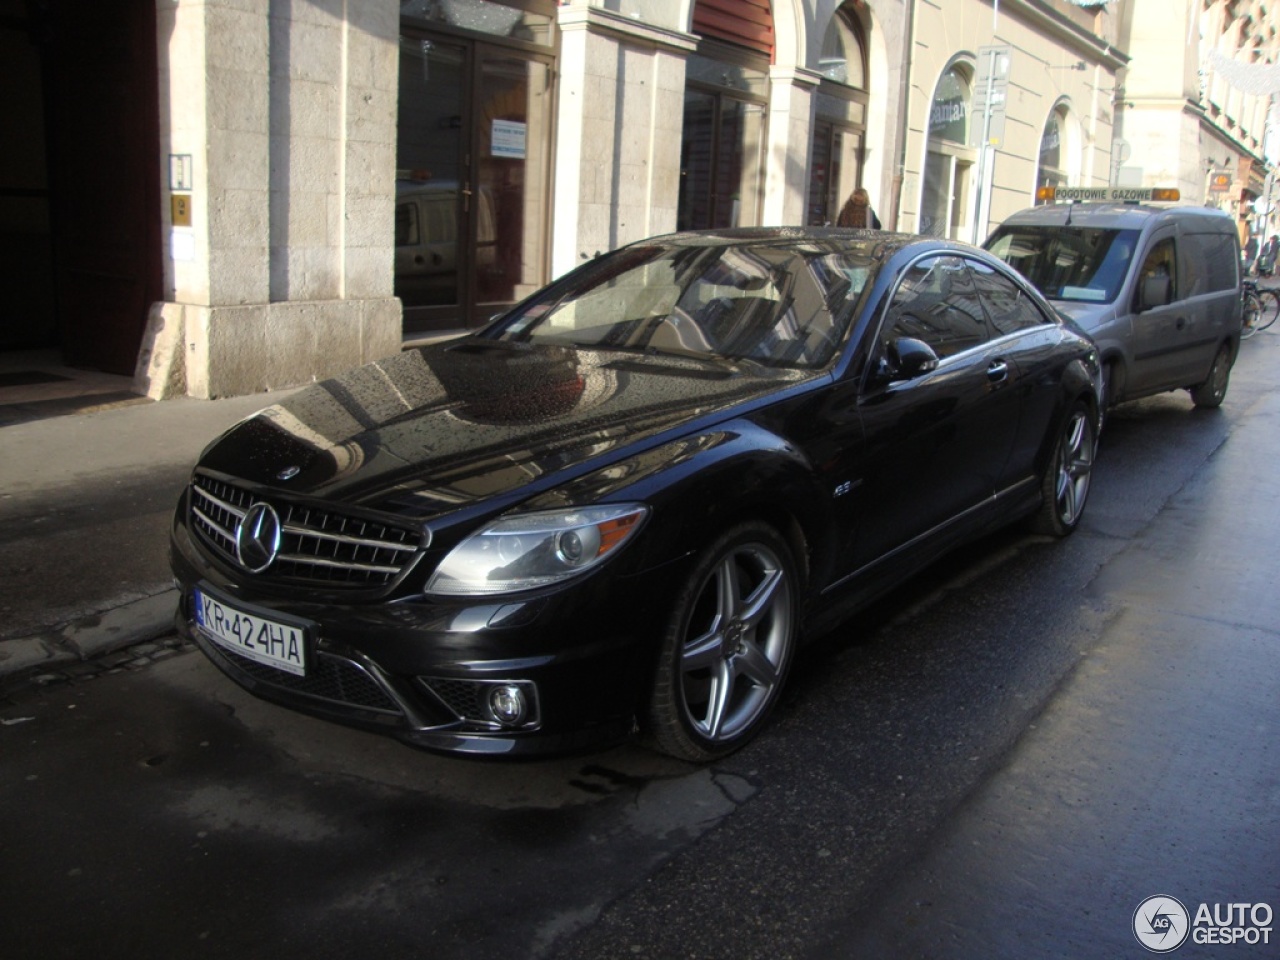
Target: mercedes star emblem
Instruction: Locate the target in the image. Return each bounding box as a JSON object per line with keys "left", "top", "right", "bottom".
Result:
{"left": 236, "top": 502, "right": 282, "bottom": 573}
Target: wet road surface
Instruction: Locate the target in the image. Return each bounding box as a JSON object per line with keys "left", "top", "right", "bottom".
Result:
{"left": 2, "top": 335, "right": 1278, "bottom": 959}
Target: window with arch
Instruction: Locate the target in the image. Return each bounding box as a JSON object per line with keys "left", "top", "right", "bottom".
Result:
{"left": 919, "top": 63, "right": 976, "bottom": 239}
{"left": 1037, "top": 105, "right": 1070, "bottom": 201}
{"left": 807, "top": 5, "right": 871, "bottom": 226}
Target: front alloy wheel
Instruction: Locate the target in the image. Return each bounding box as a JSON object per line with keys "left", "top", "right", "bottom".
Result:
{"left": 648, "top": 522, "right": 798, "bottom": 761}
{"left": 1032, "top": 402, "right": 1095, "bottom": 537}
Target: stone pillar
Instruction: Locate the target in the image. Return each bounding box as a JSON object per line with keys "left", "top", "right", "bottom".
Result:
{"left": 762, "top": 66, "right": 821, "bottom": 227}
{"left": 138, "top": 0, "right": 402, "bottom": 400}
{"left": 552, "top": 4, "right": 696, "bottom": 281}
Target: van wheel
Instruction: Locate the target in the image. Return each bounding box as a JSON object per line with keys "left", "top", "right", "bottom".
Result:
{"left": 1190, "top": 344, "right": 1232, "bottom": 409}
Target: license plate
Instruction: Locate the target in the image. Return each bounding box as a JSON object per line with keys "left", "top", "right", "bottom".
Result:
{"left": 193, "top": 587, "right": 308, "bottom": 677}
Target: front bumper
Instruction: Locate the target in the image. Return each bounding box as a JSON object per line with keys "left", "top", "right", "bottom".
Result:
{"left": 171, "top": 514, "right": 682, "bottom": 758}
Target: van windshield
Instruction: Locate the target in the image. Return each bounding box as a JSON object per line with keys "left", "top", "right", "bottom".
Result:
{"left": 985, "top": 225, "right": 1140, "bottom": 304}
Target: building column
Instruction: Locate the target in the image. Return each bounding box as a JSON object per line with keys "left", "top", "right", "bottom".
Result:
{"left": 138, "top": 0, "right": 402, "bottom": 400}
{"left": 762, "top": 65, "right": 821, "bottom": 227}
{"left": 552, "top": 4, "right": 697, "bottom": 281}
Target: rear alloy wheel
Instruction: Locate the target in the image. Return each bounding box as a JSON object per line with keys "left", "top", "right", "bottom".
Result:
{"left": 1189, "top": 344, "right": 1232, "bottom": 409}
{"left": 648, "top": 522, "right": 798, "bottom": 762}
{"left": 1032, "top": 402, "right": 1095, "bottom": 537}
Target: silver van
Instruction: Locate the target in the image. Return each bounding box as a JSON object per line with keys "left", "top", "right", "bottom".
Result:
{"left": 985, "top": 195, "right": 1242, "bottom": 410}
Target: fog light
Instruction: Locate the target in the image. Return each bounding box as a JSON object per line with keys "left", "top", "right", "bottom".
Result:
{"left": 487, "top": 684, "right": 528, "bottom": 726}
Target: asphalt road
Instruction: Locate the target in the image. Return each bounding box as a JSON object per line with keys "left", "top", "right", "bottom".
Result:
{"left": 2, "top": 333, "right": 1278, "bottom": 959}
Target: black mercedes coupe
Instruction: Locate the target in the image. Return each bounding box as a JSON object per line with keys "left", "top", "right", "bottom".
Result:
{"left": 170, "top": 228, "right": 1101, "bottom": 761}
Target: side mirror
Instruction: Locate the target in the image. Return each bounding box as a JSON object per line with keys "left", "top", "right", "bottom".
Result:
{"left": 1139, "top": 273, "right": 1172, "bottom": 311}
{"left": 867, "top": 336, "right": 940, "bottom": 388}
{"left": 889, "top": 337, "right": 940, "bottom": 380}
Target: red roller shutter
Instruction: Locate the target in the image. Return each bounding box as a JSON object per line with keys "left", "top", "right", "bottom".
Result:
{"left": 692, "top": 0, "right": 775, "bottom": 59}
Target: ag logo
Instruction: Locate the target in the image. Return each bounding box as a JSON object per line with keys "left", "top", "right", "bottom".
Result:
{"left": 1134, "top": 895, "right": 1190, "bottom": 953}
{"left": 236, "top": 502, "right": 282, "bottom": 573}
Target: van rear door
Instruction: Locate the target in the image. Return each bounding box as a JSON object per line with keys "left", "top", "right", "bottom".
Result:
{"left": 1176, "top": 225, "right": 1242, "bottom": 384}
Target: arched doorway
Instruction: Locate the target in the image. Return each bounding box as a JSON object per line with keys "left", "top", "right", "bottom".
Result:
{"left": 919, "top": 61, "right": 977, "bottom": 240}
{"left": 1036, "top": 103, "right": 1075, "bottom": 201}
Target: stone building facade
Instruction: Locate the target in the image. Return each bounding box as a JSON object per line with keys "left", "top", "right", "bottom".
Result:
{"left": 2, "top": 0, "right": 1276, "bottom": 399}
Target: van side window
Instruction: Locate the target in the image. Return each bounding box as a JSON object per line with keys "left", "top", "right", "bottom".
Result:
{"left": 968, "top": 260, "right": 1051, "bottom": 334}
{"left": 883, "top": 257, "right": 992, "bottom": 358}
{"left": 1180, "top": 231, "right": 1238, "bottom": 296}
{"left": 1134, "top": 238, "right": 1178, "bottom": 309}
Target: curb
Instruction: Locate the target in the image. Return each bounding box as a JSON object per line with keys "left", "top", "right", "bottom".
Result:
{"left": 0, "top": 590, "right": 177, "bottom": 687}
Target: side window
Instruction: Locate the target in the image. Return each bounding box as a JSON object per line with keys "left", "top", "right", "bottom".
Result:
{"left": 1180, "top": 230, "right": 1238, "bottom": 296}
{"left": 1134, "top": 237, "right": 1178, "bottom": 307}
{"left": 882, "top": 256, "right": 992, "bottom": 358}
{"left": 969, "top": 260, "right": 1052, "bottom": 335}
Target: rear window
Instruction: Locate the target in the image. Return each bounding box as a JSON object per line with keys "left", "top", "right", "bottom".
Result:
{"left": 985, "top": 225, "right": 1140, "bottom": 304}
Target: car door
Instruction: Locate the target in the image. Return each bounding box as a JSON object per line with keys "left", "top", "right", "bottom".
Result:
{"left": 841, "top": 255, "right": 1024, "bottom": 577}
{"left": 1127, "top": 231, "right": 1189, "bottom": 393}
{"left": 968, "top": 259, "right": 1066, "bottom": 493}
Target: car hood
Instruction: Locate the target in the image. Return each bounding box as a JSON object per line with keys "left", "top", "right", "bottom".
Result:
{"left": 195, "top": 340, "right": 812, "bottom": 518}
{"left": 1048, "top": 300, "right": 1114, "bottom": 333}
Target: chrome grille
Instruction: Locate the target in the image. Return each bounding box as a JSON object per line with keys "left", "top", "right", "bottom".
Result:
{"left": 190, "top": 475, "right": 422, "bottom": 589}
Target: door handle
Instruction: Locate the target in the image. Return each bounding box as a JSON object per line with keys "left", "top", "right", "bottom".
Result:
{"left": 987, "top": 360, "right": 1010, "bottom": 383}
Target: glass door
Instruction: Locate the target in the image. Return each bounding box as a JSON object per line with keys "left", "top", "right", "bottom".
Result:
{"left": 396, "top": 33, "right": 552, "bottom": 333}
{"left": 807, "top": 120, "right": 864, "bottom": 226}
{"left": 396, "top": 37, "right": 469, "bottom": 330}
{"left": 678, "top": 92, "right": 766, "bottom": 231}
{"left": 473, "top": 52, "right": 551, "bottom": 322}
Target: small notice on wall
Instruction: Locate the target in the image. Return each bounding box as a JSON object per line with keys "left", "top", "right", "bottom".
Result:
{"left": 492, "top": 119, "right": 527, "bottom": 159}
{"left": 171, "top": 228, "right": 195, "bottom": 262}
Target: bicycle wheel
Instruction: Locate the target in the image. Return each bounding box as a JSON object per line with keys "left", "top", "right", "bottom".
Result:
{"left": 1257, "top": 288, "right": 1280, "bottom": 332}
{"left": 1242, "top": 291, "right": 1261, "bottom": 339}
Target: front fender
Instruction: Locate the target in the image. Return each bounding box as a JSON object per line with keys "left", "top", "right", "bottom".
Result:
{"left": 520, "top": 420, "right": 833, "bottom": 584}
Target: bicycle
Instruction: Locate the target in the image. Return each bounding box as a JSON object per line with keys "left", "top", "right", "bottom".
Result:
{"left": 1241, "top": 280, "right": 1263, "bottom": 338}
{"left": 1254, "top": 283, "right": 1280, "bottom": 333}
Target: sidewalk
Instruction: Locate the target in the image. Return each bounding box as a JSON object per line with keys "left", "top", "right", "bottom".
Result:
{"left": 0, "top": 356, "right": 286, "bottom": 687}
{"left": 0, "top": 334, "right": 472, "bottom": 689}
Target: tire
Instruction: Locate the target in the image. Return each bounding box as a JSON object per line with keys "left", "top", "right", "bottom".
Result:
{"left": 1190, "top": 343, "right": 1232, "bottom": 409}
{"left": 1030, "top": 402, "right": 1096, "bottom": 537}
{"left": 647, "top": 521, "right": 799, "bottom": 762}
{"left": 1241, "top": 292, "right": 1261, "bottom": 339}
{"left": 1258, "top": 289, "right": 1280, "bottom": 332}
{"left": 1098, "top": 359, "right": 1116, "bottom": 430}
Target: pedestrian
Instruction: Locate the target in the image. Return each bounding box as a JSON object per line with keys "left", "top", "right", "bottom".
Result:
{"left": 1260, "top": 234, "right": 1279, "bottom": 278}
{"left": 1244, "top": 234, "right": 1259, "bottom": 275}
{"left": 837, "top": 187, "right": 881, "bottom": 229}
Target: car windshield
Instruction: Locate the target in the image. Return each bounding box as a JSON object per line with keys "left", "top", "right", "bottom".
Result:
{"left": 985, "top": 225, "right": 1140, "bottom": 304}
{"left": 490, "top": 240, "right": 880, "bottom": 369}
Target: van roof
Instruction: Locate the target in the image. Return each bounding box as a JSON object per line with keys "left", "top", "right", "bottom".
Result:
{"left": 997, "top": 203, "right": 1235, "bottom": 232}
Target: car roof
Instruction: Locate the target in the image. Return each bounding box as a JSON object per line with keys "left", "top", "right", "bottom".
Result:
{"left": 638, "top": 227, "right": 970, "bottom": 258}
{"left": 996, "top": 203, "right": 1235, "bottom": 232}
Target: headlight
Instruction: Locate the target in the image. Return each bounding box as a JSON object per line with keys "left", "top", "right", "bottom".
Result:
{"left": 425, "top": 504, "right": 649, "bottom": 596}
